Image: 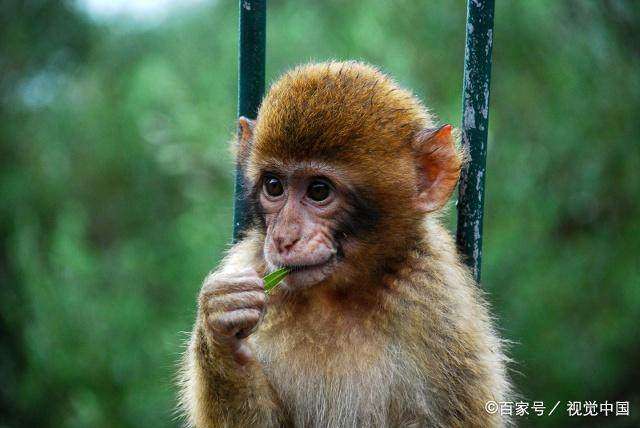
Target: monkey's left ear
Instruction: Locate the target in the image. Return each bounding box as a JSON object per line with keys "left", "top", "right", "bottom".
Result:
{"left": 236, "top": 116, "right": 255, "bottom": 164}
{"left": 414, "top": 124, "right": 462, "bottom": 212}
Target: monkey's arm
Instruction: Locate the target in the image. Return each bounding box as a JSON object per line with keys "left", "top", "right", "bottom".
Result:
{"left": 179, "top": 236, "right": 283, "bottom": 428}
{"left": 180, "top": 323, "right": 282, "bottom": 428}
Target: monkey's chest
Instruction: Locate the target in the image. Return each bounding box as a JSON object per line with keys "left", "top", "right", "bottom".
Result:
{"left": 252, "top": 326, "right": 418, "bottom": 427}
{"left": 254, "top": 310, "right": 388, "bottom": 379}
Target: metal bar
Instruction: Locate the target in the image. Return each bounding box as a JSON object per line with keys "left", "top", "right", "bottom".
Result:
{"left": 233, "top": 0, "right": 266, "bottom": 241}
{"left": 456, "top": 0, "right": 495, "bottom": 283}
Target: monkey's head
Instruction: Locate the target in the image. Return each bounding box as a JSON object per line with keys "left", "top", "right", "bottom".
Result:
{"left": 238, "top": 61, "right": 462, "bottom": 290}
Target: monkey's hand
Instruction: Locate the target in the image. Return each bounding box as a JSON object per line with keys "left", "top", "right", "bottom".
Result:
{"left": 198, "top": 267, "right": 265, "bottom": 365}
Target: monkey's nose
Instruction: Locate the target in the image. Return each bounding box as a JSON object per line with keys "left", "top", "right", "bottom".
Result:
{"left": 275, "top": 236, "right": 300, "bottom": 255}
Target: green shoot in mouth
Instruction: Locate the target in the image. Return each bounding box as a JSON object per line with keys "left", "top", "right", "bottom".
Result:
{"left": 263, "top": 267, "right": 289, "bottom": 294}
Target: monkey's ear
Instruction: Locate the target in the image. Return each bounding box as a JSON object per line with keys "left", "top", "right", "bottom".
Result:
{"left": 237, "top": 116, "right": 255, "bottom": 163}
{"left": 414, "top": 124, "right": 462, "bottom": 212}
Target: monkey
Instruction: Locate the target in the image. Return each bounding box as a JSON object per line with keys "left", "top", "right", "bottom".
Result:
{"left": 178, "top": 61, "right": 511, "bottom": 428}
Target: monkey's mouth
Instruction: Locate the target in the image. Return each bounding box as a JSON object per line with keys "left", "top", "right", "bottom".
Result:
{"left": 282, "top": 258, "right": 334, "bottom": 273}
{"left": 277, "top": 256, "right": 338, "bottom": 286}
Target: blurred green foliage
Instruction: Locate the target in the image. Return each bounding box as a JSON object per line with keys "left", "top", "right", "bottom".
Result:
{"left": 1, "top": 1, "right": 638, "bottom": 427}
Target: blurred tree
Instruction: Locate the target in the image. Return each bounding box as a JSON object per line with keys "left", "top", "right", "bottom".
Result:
{"left": 1, "top": 1, "right": 92, "bottom": 426}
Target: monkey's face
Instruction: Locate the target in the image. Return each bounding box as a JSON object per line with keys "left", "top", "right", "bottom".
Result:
{"left": 256, "top": 163, "right": 359, "bottom": 289}
{"left": 238, "top": 62, "right": 463, "bottom": 291}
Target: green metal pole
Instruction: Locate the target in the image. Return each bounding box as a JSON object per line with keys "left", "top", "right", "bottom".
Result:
{"left": 456, "top": 0, "right": 495, "bottom": 283}
{"left": 233, "top": 0, "right": 266, "bottom": 242}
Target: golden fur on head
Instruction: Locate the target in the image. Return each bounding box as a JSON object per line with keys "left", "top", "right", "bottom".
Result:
{"left": 252, "top": 61, "right": 432, "bottom": 161}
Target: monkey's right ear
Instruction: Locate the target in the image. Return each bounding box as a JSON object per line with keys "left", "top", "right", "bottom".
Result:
{"left": 236, "top": 116, "right": 255, "bottom": 163}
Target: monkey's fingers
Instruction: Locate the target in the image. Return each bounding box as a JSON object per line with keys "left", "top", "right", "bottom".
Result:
{"left": 207, "top": 308, "right": 262, "bottom": 339}
{"left": 209, "top": 291, "right": 265, "bottom": 313}
{"left": 202, "top": 291, "right": 265, "bottom": 319}
{"left": 204, "top": 276, "right": 264, "bottom": 296}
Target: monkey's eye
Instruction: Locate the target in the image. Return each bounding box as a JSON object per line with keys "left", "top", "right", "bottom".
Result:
{"left": 307, "top": 179, "right": 331, "bottom": 202}
{"left": 263, "top": 175, "right": 284, "bottom": 197}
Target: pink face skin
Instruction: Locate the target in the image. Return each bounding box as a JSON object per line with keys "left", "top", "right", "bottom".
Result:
{"left": 259, "top": 165, "right": 344, "bottom": 289}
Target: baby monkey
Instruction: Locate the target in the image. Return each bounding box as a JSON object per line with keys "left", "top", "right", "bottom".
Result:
{"left": 179, "top": 61, "right": 511, "bottom": 427}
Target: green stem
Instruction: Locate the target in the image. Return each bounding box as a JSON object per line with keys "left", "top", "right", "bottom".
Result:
{"left": 263, "top": 267, "right": 289, "bottom": 294}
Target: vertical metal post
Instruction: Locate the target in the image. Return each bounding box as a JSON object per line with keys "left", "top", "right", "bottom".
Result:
{"left": 456, "top": 0, "right": 495, "bottom": 283}
{"left": 233, "top": 0, "right": 266, "bottom": 241}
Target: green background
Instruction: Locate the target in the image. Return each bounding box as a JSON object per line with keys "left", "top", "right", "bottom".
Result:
{"left": 1, "top": 1, "right": 638, "bottom": 427}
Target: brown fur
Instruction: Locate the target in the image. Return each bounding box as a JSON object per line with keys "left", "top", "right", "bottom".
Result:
{"left": 179, "top": 61, "right": 511, "bottom": 427}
